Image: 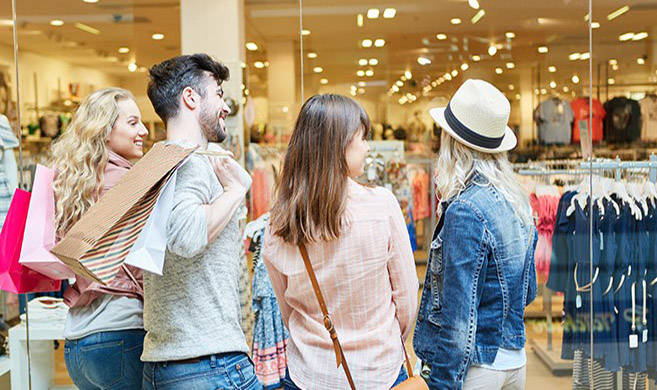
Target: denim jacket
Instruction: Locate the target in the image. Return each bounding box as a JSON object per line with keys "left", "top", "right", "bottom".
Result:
{"left": 413, "top": 173, "right": 538, "bottom": 389}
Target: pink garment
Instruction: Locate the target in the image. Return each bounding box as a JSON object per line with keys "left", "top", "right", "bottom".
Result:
{"left": 530, "top": 193, "right": 560, "bottom": 283}
{"left": 412, "top": 171, "right": 430, "bottom": 221}
{"left": 262, "top": 179, "right": 419, "bottom": 390}
{"left": 63, "top": 150, "right": 144, "bottom": 308}
{"left": 251, "top": 168, "right": 272, "bottom": 219}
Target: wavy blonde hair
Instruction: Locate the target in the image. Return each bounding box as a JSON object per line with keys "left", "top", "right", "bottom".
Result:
{"left": 50, "top": 88, "right": 135, "bottom": 237}
{"left": 435, "top": 131, "right": 532, "bottom": 226}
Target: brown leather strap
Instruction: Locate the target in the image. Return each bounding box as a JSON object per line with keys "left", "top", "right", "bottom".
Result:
{"left": 298, "top": 243, "right": 356, "bottom": 390}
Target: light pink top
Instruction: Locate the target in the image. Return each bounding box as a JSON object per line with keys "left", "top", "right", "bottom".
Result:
{"left": 263, "top": 179, "right": 419, "bottom": 389}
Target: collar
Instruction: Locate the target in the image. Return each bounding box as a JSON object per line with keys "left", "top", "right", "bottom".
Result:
{"left": 107, "top": 150, "right": 133, "bottom": 169}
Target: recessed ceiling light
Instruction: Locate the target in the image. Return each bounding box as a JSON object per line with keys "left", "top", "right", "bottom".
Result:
{"left": 591, "top": 22, "right": 600, "bottom": 28}
{"left": 563, "top": 86, "right": 570, "bottom": 92}
{"left": 83, "top": 0, "right": 99, "bottom": 3}
{"left": 538, "top": 46, "right": 548, "bottom": 53}
{"left": 0, "top": 20, "right": 13, "bottom": 26}
{"left": 254, "top": 61, "right": 265, "bottom": 69}
{"left": 358, "top": 58, "right": 367, "bottom": 66}
{"left": 505, "top": 32, "right": 515, "bottom": 39}
{"left": 383, "top": 8, "right": 396, "bottom": 18}
{"left": 548, "top": 66, "right": 557, "bottom": 72}
{"left": 612, "top": 64, "right": 619, "bottom": 71}
{"left": 515, "top": 94, "right": 521, "bottom": 100}
{"left": 392, "top": 85, "right": 400, "bottom": 92}
{"left": 637, "top": 57, "right": 646, "bottom": 65}
{"left": 569, "top": 52, "right": 581, "bottom": 60}
{"left": 241, "top": 62, "right": 247, "bottom": 68}
{"left": 608, "top": 78, "right": 615, "bottom": 85}
{"left": 445, "top": 73, "right": 453, "bottom": 81}
{"left": 307, "top": 52, "right": 318, "bottom": 59}
{"left": 461, "top": 63, "right": 469, "bottom": 71}
{"left": 351, "top": 90, "right": 358, "bottom": 96}
{"left": 128, "top": 62, "right": 137, "bottom": 72}
{"left": 405, "top": 70, "right": 412, "bottom": 79}
{"left": 396, "top": 80, "right": 404, "bottom": 87}
{"left": 118, "top": 47, "right": 130, "bottom": 54}
{"left": 609, "top": 59, "right": 618, "bottom": 65}
{"left": 541, "top": 88, "right": 547, "bottom": 95}
{"left": 506, "top": 62, "right": 515, "bottom": 69}
{"left": 357, "top": 70, "right": 365, "bottom": 77}
{"left": 571, "top": 75, "right": 580, "bottom": 83}
{"left": 549, "top": 81, "right": 557, "bottom": 88}
{"left": 151, "top": 33, "right": 165, "bottom": 40}
{"left": 436, "top": 33, "right": 447, "bottom": 40}
{"left": 580, "top": 52, "right": 590, "bottom": 60}
{"left": 508, "top": 84, "right": 515, "bottom": 90}
{"left": 468, "top": 0, "right": 480, "bottom": 9}
{"left": 607, "top": 5, "right": 630, "bottom": 21}
{"left": 633, "top": 32, "right": 648, "bottom": 41}
{"left": 472, "top": 55, "right": 481, "bottom": 62}
{"left": 365, "top": 69, "right": 374, "bottom": 77}
{"left": 302, "top": 29, "right": 311, "bottom": 36}
{"left": 245, "top": 42, "right": 258, "bottom": 51}
{"left": 451, "top": 69, "right": 458, "bottom": 77}
{"left": 361, "top": 39, "right": 373, "bottom": 48}
{"left": 358, "top": 88, "right": 365, "bottom": 94}
{"left": 313, "top": 66, "right": 323, "bottom": 73}
{"left": 418, "top": 56, "right": 432, "bottom": 65}
{"left": 50, "top": 20, "right": 64, "bottom": 26}
{"left": 619, "top": 32, "right": 634, "bottom": 41}
{"left": 495, "top": 67, "right": 503, "bottom": 74}
{"left": 369, "top": 58, "right": 378, "bottom": 66}
{"left": 75, "top": 23, "right": 100, "bottom": 35}
{"left": 488, "top": 45, "right": 497, "bottom": 56}
{"left": 367, "top": 8, "right": 380, "bottom": 19}
{"left": 357, "top": 14, "right": 364, "bottom": 27}
{"left": 358, "top": 81, "right": 366, "bottom": 87}
{"left": 374, "top": 39, "right": 385, "bottom": 47}
{"left": 471, "top": 9, "right": 485, "bottom": 24}
{"left": 450, "top": 18, "right": 462, "bottom": 25}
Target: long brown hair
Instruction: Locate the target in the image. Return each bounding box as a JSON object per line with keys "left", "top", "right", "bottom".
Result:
{"left": 270, "top": 94, "right": 370, "bottom": 245}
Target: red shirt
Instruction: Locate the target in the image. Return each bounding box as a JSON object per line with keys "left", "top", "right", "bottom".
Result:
{"left": 571, "top": 98, "right": 606, "bottom": 143}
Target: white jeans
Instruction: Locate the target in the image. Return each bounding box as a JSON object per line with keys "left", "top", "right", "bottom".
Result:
{"left": 462, "top": 365, "right": 526, "bottom": 390}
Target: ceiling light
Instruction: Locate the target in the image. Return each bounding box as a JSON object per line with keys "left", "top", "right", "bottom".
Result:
{"left": 383, "top": 8, "right": 396, "bottom": 18}
{"left": 358, "top": 88, "right": 365, "bottom": 94}
{"left": 241, "top": 62, "right": 247, "bottom": 68}
{"left": 128, "top": 62, "right": 137, "bottom": 72}
{"left": 495, "top": 67, "right": 503, "bottom": 74}
{"left": 471, "top": 10, "right": 485, "bottom": 24}
{"left": 591, "top": 22, "right": 600, "bottom": 28}
{"left": 609, "top": 59, "right": 618, "bottom": 65}
{"left": 307, "top": 52, "right": 318, "bottom": 59}
{"left": 633, "top": 32, "right": 648, "bottom": 41}
{"left": 417, "top": 56, "right": 432, "bottom": 66}
{"left": 488, "top": 45, "right": 497, "bottom": 56}
{"left": 374, "top": 39, "right": 386, "bottom": 47}
{"left": 505, "top": 32, "right": 515, "bottom": 39}
{"left": 619, "top": 32, "right": 634, "bottom": 41}
{"left": 509, "top": 84, "right": 515, "bottom": 90}
{"left": 83, "top": 0, "right": 98, "bottom": 3}
{"left": 405, "top": 70, "right": 412, "bottom": 79}
{"left": 563, "top": 86, "right": 570, "bottom": 92}
{"left": 451, "top": 70, "right": 459, "bottom": 77}
{"left": 461, "top": 63, "right": 469, "bottom": 71}
{"left": 548, "top": 66, "right": 557, "bottom": 72}
{"left": 472, "top": 55, "right": 481, "bottom": 62}
{"left": 445, "top": 73, "right": 453, "bottom": 81}
{"left": 450, "top": 18, "right": 462, "bottom": 25}
{"left": 534, "top": 89, "right": 540, "bottom": 95}
{"left": 351, "top": 90, "right": 357, "bottom": 96}
{"left": 608, "top": 78, "right": 615, "bottom": 85}
{"left": 515, "top": 94, "right": 521, "bottom": 100}
{"left": 358, "top": 81, "right": 366, "bottom": 87}
{"left": 432, "top": 81, "right": 438, "bottom": 87}
{"left": 75, "top": 23, "right": 100, "bottom": 35}
{"left": 369, "top": 58, "right": 378, "bottom": 66}
{"left": 357, "top": 70, "right": 365, "bottom": 77}
{"left": 365, "top": 69, "right": 374, "bottom": 77}
{"left": 571, "top": 75, "right": 580, "bottom": 83}
{"left": 118, "top": 47, "right": 130, "bottom": 54}
{"left": 302, "top": 29, "right": 311, "bottom": 36}
{"left": 357, "top": 14, "right": 364, "bottom": 27}
{"left": 538, "top": 46, "right": 548, "bottom": 53}
{"left": 396, "top": 80, "right": 403, "bottom": 87}
{"left": 367, "top": 8, "right": 380, "bottom": 19}
{"left": 549, "top": 81, "right": 557, "bottom": 88}
{"left": 50, "top": 20, "right": 64, "bottom": 26}
{"left": 264, "top": 61, "right": 270, "bottom": 67}
{"left": 506, "top": 62, "right": 515, "bottom": 69}
{"left": 401, "top": 75, "right": 407, "bottom": 81}
{"left": 580, "top": 52, "right": 590, "bottom": 60}
{"left": 569, "top": 52, "right": 581, "bottom": 60}
{"left": 246, "top": 42, "right": 258, "bottom": 51}
{"left": 638, "top": 57, "right": 646, "bottom": 65}
{"left": 254, "top": 61, "right": 264, "bottom": 69}
{"left": 541, "top": 88, "right": 547, "bottom": 95}
{"left": 436, "top": 33, "right": 447, "bottom": 40}
{"left": 0, "top": 20, "right": 13, "bottom": 26}
{"left": 362, "top": 39, "right": 373, "bottom": 48}
{"left": 612, "top": 64, "right": 619, "bottom": 71}
{"left": 392, "top": 85, "right": 400, "bottom": 92}
{"left": 468, "top": 0, "right": 480, "bottom": 9}
{"left": 607, "top": 5, "right": 630, "bottom": 21}
{"left": 313, "top": 66, "right": 323, "bottom": 73}
{"left": 358, "top": 59, "right": 367, "bottom": 66}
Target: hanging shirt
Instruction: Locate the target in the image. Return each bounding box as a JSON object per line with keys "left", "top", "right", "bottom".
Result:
{"left": 640, "top": 95, "right": 657, "bottom": 141}
{"left": 570, "top": 98, "right": 606, "bottom": 143}
{"left": 534, "top": 97, "right": 574, "bottom": 145}
{"left": 604, "top": 97, "right": 642, "bottom": 143}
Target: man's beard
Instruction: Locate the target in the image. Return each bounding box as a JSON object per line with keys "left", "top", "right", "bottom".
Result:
{"left": 199, "top": 104, "right": 226, "bottom": 143}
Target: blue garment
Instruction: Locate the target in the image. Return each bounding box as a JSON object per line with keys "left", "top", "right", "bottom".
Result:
{"left": 64, "top": 329, "right": 145, "bottom": 390}
{"left": 281, "top": 366, "right": 408, "bottom": 389}
{"left": 413, "top": 173, "right": 537, "bottom": 389}
{"left": 142, "top": 352, "right": 262, "bottom": 390}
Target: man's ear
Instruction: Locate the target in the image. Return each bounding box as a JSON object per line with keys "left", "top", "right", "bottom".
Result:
{"left": 181, "top": 86, "right": 199, "bottom": 110}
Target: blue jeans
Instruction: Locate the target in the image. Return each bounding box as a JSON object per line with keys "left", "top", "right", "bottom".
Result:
{"left": 142, "top": 352, "right": 262, "bottom": 390}
{"left": 282, "top": 365, "right": 408, "bottom": 389}
{"left": 64, "top": 329, "right": 145, "bottom": 390}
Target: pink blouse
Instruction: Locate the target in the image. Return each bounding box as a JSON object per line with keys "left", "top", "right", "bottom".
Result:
{"left": 263, "top": 179, "right": 419, "bottom": 389}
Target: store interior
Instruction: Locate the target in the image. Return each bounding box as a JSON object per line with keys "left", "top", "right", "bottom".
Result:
{"left": 1, "top": 0, "right": 657, "bottom": 388}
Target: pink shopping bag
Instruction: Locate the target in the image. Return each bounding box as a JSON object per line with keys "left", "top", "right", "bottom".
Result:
{"left": 19, "top": 165, "right": 74, "bottom": 279}
{"left": 0, "top": 189, "right": 61, "bottom": 293}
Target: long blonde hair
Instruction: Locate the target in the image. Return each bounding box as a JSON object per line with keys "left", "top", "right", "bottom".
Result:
{"left": 435, "top": 131, "right": 532, "bottom": 226}
{"left": 51, "top": 88, "right": 135, "bottom": 237}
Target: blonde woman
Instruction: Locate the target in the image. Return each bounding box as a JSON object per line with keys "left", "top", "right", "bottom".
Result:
{"left": 413, "top": 79, "right": 537, "bottom": 390}
{"left": 51, "top": 88, "right": 149, "bottom": 389}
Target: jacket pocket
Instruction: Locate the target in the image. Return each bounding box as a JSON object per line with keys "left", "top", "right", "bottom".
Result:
{"left": 427, "top": 235, "right": 444, "bottom": 326}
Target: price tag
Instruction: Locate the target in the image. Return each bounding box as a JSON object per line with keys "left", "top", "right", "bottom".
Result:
{"left": 643, "top": 329, "right": 649, "bottom": 343}
{"left": 576, "top": 294, "right": 582, "bottom": 309}
{"left": 630, "top": 334, "right": 639, "bottom": 349}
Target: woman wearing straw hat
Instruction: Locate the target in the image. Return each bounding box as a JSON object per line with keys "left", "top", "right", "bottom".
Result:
{"left": 413, "top": 79, "right": 538, "bottom": 389}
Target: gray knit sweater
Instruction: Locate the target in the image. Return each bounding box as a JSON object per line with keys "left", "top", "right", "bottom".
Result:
{"left": 141, "top": 149, "right": 248, "bottom": 362}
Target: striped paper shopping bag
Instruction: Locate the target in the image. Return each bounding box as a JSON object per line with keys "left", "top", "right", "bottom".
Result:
{"left": 51, "top": 142, "right": 195, "bottom": 285}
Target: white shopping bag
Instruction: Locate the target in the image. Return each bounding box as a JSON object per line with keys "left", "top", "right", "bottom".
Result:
{"left": 123, "top": 169, "right": 177, "bottom": 275}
